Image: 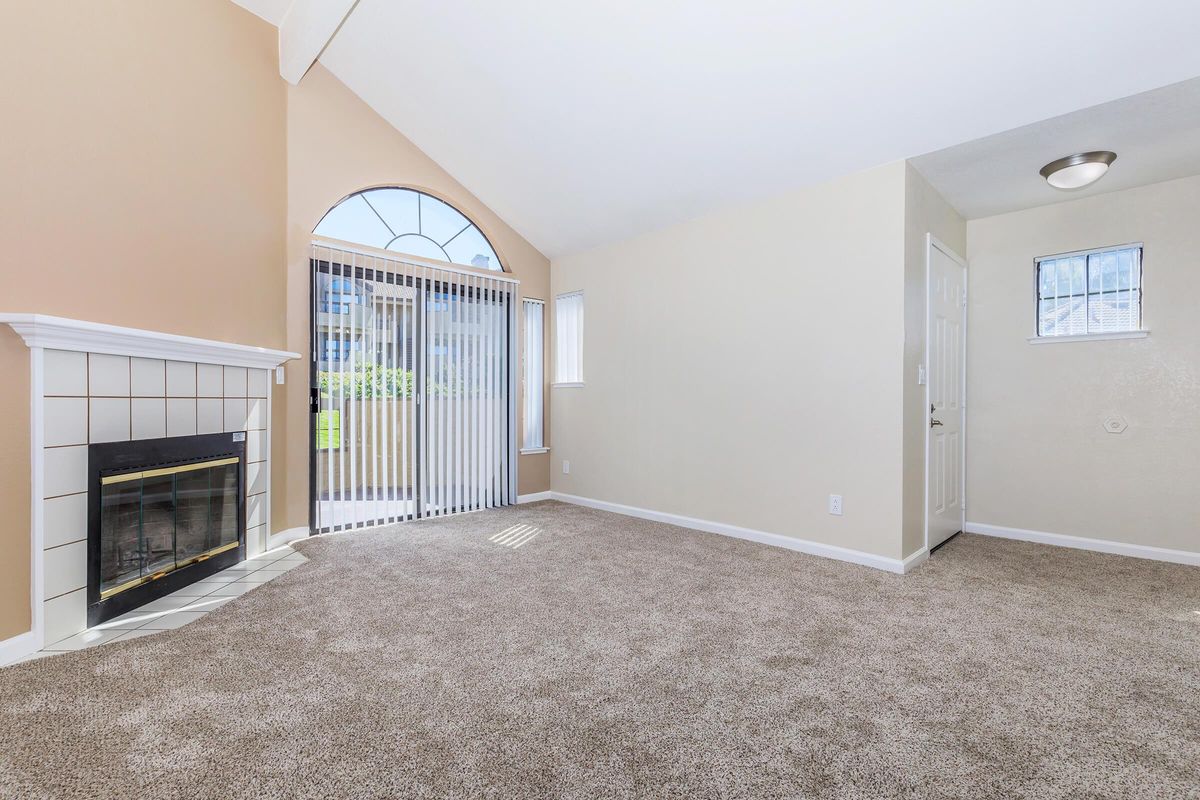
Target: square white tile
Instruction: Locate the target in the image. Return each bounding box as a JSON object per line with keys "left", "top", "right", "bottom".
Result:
{"left": 43, "top": 492, "right": 86, "bottom": 549}
{"left": 134, "top": 595, "right": 198, "bottom": 614}
{"left": 247, "top": 496, "right": 265, "bottom": 529}
{"left": 43, "top": 397, "right": 88, "bottom": 447}
{"left": 131, "top": 398, "right": 166, "bottom": 440}
{"left": 183, "top": 596, "right": 234, "bottom": 613}
{"left": 91, "top": 612, "right": 154, "bottom": 631}
{"left": 44, "top": 350, "right": 87, "bottom": 396}
{"left": 185, "top": 575, "right": 240, "bottom": 587}
{"left": 246, "top": 430, "right": 267, "bottom": 463}
{"left": 245, "top": 523, "right": 267, "bottom": 554}
{"left": 44, "top": 540, "right": 87, "bottom": 599}
{"left": 166, "top": 398, "right": 197, "bottom": 437}
{"left": 43, "top": 445, "right": 88, "bottom": 497}
{"left": 88, "top": 354, "right": 130, "bottom": 396}
{"left": 130, "top": 358, "right": 165, "bottom": 397}
{"left": 42, "top": 588, "right": 86, "bottom": 644}
{"left": 246, "top": 462, "right": 267, "bottom": 496}
{"left": 247, "top": 369, "right": 268, "bottom": 398}
{"left": 44, "top": 628, "right": 127, "bottom": 652}
{"left": 89, "top": 398, "right": 130, "bottom": 443}
{"left": 246, "top": 397, "right": 266, "bottom": 431}
{"left": 137, "top": 610, "right": 207, "bottom": 630}
{"left": 166, "top": 361, "right": 197, "bottom": 397}
{"left": 215, "top": 562, "right": 261, "bottom": 575}
{"left": 223, "top": 398, "right": 247, "bottom": 432}
{"left": 236, "top": 571, "right": 286, "bottom": 584}
{"left": 197, "top": 364, "right": 223, "bottom": 397}
{"left": 206, "top": 582, "right": 257, "bottom": 597}
{"left": 164, "top": 583, "right": 220, "bottom": 597}
{"left": 223, "top": 366, "right": 248, "bottom": 398}
{"left": 113, "top": 628, "right": 161, "bottom": 642}
{"left": 197, "top": 398, "right": 223, "bottom": 434}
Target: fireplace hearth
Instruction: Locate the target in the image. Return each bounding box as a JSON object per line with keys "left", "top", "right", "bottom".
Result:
{"left": 88, "top": 433, "right": 246, "bottom": 626}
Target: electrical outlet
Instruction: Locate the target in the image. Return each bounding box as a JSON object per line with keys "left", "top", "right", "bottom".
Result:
{"left": 562, "top": 460, "right": 570, "bottom": 475}
{"left": 828, "top": 494, "right": 843, "bottom": 516}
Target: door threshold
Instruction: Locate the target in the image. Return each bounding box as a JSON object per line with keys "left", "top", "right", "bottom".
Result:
{"left": 929, "top": 530, "right": 963, "bottom": 554}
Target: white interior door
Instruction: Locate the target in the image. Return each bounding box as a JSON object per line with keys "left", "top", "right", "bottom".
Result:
{"left": 926, "top": 236, "right": 967, "bottom": 550}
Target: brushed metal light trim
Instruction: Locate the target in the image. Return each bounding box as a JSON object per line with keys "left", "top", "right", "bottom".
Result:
{"left": 1039, "top": 150, "right": 1117, "bottom": 180}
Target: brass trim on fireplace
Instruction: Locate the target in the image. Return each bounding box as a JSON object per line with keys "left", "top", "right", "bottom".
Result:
{"left": 99, "top": 456, "right": 241, "bottom": 486}
{"left": 98, "top": 540, "right": 240, "bottom": 600}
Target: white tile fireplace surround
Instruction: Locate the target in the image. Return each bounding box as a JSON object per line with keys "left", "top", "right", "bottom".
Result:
{"left": 0, "top": 314, "right": 299, "bottom": 657}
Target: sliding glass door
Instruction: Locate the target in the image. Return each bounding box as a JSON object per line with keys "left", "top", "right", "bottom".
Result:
{"left": 309, "top": 241, "right": 517, "bottom": 533}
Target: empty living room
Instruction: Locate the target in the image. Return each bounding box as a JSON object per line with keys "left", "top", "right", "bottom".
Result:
{"left": 2, "top": 2, "right": 1198, "bottom": 798}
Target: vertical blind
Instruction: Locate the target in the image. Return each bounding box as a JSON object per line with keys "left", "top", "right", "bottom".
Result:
{"left": 555, "top": 291, "right": 584, "bottom": 383}
{"left": 311, "top": 240, "right": 517, "bottom": 533}
{"left": 522, "top": 299, "right": 544, "bottom": 450}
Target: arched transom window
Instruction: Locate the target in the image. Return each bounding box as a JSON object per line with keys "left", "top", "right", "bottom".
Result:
{"left": 314, "top": 187, "right": 503, "bottom": 271}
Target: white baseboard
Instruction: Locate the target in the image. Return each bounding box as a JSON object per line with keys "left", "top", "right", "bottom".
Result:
{"left": 547, "top": 492, "right": 916, "bottom": 574}
{"left": 517, "top": 491, "right": 552, "bottom": 504}
{"left": 965, "top": 522, "right": 1200, "bottom": 567}
{"left": 266, "top": 527, "right": 310, "bottom": 550}
{"left": 0, "top": 630, "right": 39, "bottom": 667}
{"left": 902, "top": 547, "right": 929, "bottom": 572}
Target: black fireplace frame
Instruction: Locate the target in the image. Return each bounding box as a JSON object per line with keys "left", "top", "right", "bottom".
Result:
{"left": 87, "top": 432, "right": 247, "bottom": 627}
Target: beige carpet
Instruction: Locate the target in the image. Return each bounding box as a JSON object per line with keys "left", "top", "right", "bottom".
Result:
{"left": 1, "top": 500, "right": 1197, "bottom": 799}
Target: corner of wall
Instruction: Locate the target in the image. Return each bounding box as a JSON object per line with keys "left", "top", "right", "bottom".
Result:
{"left": 901, "top": 162, "right": 967, "bottom": 558}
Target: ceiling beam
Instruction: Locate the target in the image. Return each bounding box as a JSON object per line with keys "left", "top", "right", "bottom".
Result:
{"left": 278, "top": 0, "right": 358, "bottom": 85}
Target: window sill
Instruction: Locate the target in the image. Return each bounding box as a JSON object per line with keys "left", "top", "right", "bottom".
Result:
{"left": 1027, "top": 330, "right": 1149, "bottom": 344}
{"left": 520, "top": 447, "right": 550, "bottom": 455}
{"left": 552, "top": 382, "right": 584, "bottom": 388}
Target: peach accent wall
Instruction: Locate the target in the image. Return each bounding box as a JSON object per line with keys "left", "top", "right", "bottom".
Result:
{"left": 278, "top": 64, "right": 551, "bottom": 533}
{"left": 0, "top": 1, "right": 286, "bottom": 640}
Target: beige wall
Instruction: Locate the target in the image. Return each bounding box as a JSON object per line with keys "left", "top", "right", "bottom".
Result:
{"left": 279, "top": 64, "right": 552, "bottom": 533}
{"left": 966, "top": 174, "right": 1200, "bottom": 553}
{"left": 0, "top": 1, "right": 286, "bottom": 641}
{"left": 902, "top": 165, "right": 967, "bottom": 557}
{"left": 550, "top": 162, "right": 911, "bottom": 560}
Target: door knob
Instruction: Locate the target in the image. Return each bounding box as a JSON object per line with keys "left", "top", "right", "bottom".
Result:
{"left": 930, "top": 418, "right": 943, "bottom": 427}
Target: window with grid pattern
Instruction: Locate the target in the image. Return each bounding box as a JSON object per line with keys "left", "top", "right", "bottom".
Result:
{"left": 1036, "top": 245, "right": 1142, "bottom": 337}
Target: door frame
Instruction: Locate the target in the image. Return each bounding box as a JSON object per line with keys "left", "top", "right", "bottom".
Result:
{"left": 923, "top": 233, "right": 968, "bottom": 552}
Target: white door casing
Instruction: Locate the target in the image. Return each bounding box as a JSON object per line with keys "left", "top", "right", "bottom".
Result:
{"left": 925, "top": 235, "right": 967, "bottom": 551}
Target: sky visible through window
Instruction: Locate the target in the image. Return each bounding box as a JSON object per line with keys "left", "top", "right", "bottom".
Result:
{"left": 315, "top": 188, "right": 502, "bottom": 271}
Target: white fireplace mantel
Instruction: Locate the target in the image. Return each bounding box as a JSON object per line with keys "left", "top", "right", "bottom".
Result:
{"left": 0, "top": 314, "right": 299, "bottom": 369}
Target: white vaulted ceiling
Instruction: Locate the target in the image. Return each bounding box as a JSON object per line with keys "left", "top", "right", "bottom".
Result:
{"left": 236, "top": 0, "right": 1200, "bottom": 257}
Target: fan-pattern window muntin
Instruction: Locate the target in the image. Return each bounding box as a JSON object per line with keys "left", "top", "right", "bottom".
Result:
{"left": 1036, "top": 245, "right": 1142, "bottom": 337}
{"left": 314, "top": 187, "right": 504, "bottom": 271}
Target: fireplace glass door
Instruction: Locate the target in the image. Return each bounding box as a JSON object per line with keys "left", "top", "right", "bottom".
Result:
{"left": 99, "top": 457, "right": 241, "bottom": 599}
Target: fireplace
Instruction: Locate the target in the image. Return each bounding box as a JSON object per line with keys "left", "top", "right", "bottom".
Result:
{"left": 87, "top": 433, "right": 247, "bottom": 626}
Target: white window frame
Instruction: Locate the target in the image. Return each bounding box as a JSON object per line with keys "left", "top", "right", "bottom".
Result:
{"left": 1028, "top": 242, "right": 1149, "bottom": 344}
{"left": 520, "top": 298, "right": 547, "bottom": 453}
{"left": 553, "top": 290, "right": 584, "bottom": 387}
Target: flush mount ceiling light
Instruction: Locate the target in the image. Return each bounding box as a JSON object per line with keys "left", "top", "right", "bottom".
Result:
{"left": 1039, "top": 151, "right": 1117, "bottom": 190}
